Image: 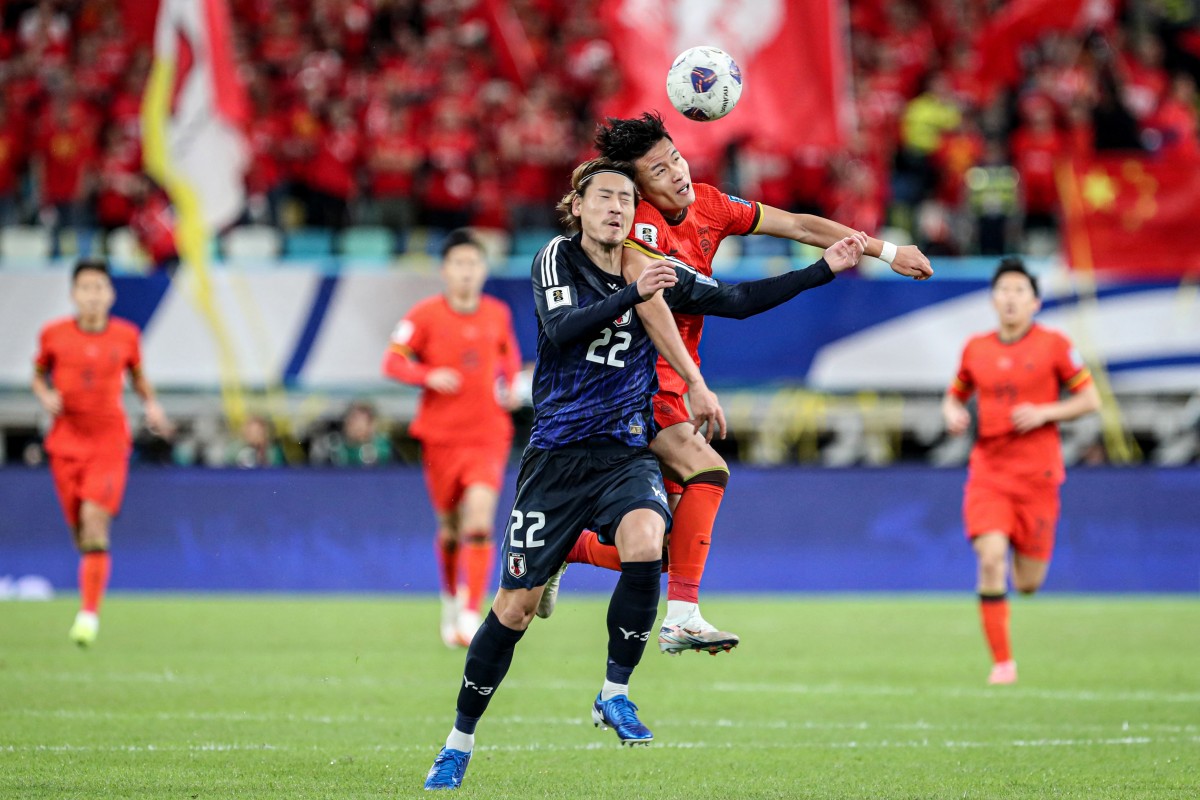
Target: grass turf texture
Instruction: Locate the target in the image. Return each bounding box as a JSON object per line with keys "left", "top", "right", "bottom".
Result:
{"left": 1, "top": 595, "right": 1197, "bottom": 799}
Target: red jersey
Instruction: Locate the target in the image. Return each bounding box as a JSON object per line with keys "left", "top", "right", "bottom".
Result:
{"left": 383, "top": 295, "right": 521, "bottom": 446}
{"left": 628, "top": 183, "right": 763, "bottom": 395}
{"left": 949, "top": 323, "right": 1093, "bottom": 486}
{"left": 34, "top": 317, "right": 143, "bottom": 458}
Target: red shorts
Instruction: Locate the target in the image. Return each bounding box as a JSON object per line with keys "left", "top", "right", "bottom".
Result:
{"left": 421, "top": 440, "right": 511, "bottom": 514}
{"left": 49, "top": 453, "right": 129, "bottom": 529}
{"left": 652, "top": 391, "right": 691, "bottom": 495}
{"left": 963, "top": 477, "right": 1060, "bottom": 561}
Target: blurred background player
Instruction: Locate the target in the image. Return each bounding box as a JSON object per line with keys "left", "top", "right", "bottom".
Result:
{"left": 383, "top": 229, "right": 521, "bottom": 648}
{"left": 565, "top": 112, "right": 933, "bottom": 654}
{"left": 31, "top": 259, "right": 170, "bottom": 646}
{"left": 942, "top": 258, "right": 1100, "bottom": 685}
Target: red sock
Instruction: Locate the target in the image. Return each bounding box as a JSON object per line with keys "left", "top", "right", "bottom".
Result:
{"left": 979, "top": 593, "right": 1012, "bottom": 664}
{"left": 434, "top": 538, "right": 458, "bottom": 596}
{"left": 666, "top": 471, "right": 727, "bottom": 604}
{"left": 79, "top": 551, "right": 111, "bottom": 614}
{"left": 566, "top": 530, "right": 624, "bottom": 572}
{"left": 461, "top": 535, "right": 494, "bottom": 613}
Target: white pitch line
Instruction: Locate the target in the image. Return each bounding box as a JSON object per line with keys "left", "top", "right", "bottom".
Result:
{"left": 9, "top": 672, "right": 1200, "bottom": 704}
{"left": 708, "top": 681, "right": 1200, "bottom": 704}
{"left": 9, "top": 709, "right": 1200, "bottom": 737}
{"left": 3, "top": 736, "right": 1198, "bottom": 756}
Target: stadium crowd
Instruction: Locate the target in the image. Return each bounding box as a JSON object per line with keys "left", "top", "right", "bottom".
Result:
{"left": 0, "top": 0, "right": 1197, "bottom": 261}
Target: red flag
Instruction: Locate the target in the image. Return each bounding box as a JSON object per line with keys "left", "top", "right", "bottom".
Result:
{"left": 1058, "top": 154, "right": 1200, "bottom": 278}
{"left": 598, "top": 0, "right": 849, "bottom": 163}
{"left": 972, "top": 0, "right": 1115, "bottom": 102}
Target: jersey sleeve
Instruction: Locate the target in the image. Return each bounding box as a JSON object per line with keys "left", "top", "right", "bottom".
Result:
{"left": 127, "top": 324, "right": 144, "bottom": 376}
{"left": 703, "top": 185, "right": 763, "bottom": 238}
{"left": 948, "top": 342, "right": 975, "bottom": 401}
{"left": 382, "top": 306, "right": 431, "bottom": 386}
{"left": 532, "top": 237, "right": 642, "bottom": 348}
{"left": 1054, "top": 333, "right": 1093, "bottom": 393}
{"left": 33, "top": 326, "right": 54, "bottom": 376}
{"left": 663, "top": 257, "right": 834, "bottom": 319}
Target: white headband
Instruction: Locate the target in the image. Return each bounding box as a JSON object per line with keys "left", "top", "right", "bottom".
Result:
{"left": 578, "top": 169, "right": 633, "bottom": 189}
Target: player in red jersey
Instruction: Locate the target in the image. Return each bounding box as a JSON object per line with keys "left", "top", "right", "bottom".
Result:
{"left": 551, "top": 112, "right": 934, "bottom": 654}
{"left": 32, "top": 260, "right": 170, "bottom": 647}
{"left": 383, "top": 229, "right": 522, "bottom": 648}
{"left": 942, "top": 259, "right": 1100, "bottom": 684}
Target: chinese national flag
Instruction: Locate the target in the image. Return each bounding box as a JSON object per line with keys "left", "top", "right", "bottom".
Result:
{"left": 1059, "top": 154, "right": 1200, "bottom": 278}
{"left": 597, "top": 0, "right": 849, "bottom": 164}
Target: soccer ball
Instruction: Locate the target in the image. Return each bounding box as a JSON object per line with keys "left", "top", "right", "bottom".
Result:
{"left": 665, "top": 46, "right": 743, "bottom": 122}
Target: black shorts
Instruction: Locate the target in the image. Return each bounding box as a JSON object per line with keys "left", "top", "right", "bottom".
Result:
{"left": 499, "top": 443, "right": 672, "bottom": 590}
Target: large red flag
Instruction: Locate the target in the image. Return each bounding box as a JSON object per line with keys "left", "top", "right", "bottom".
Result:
{"left": 598, "top": 0, "right": 849, "bottom": 164}
{"left": 1058, "top": 153, "right": 1200, "bottom": 279}
{"left": 972, "top": 0, "right": 1116, "bottom": 102}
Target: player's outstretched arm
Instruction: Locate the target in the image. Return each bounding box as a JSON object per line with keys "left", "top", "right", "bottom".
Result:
{"left": 665, "top": 256, "right": 836, "bottom": 321}
{"left": 622, "top": 246, "right": 726, "bottom": 441}
{"left": 755, "top": 205, "right": 933, "bottom": 280}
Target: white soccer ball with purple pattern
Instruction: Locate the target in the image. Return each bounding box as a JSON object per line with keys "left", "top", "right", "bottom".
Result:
{"left": 666, "top": 46, "right": 743, "bottom": 122}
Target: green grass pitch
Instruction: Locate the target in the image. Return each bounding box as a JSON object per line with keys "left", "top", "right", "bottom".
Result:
{"left": 2, "top": 595, "right": 1197, "bottom": 799}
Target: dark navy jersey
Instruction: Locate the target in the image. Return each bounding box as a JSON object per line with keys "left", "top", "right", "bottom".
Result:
{"left": 529, "top": 234, "right": 658, "bottom": 449}
{"left": 529, "top": 233, "right": 836, "bottom": 449}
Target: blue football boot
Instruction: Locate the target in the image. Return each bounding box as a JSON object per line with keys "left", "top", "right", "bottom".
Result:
{"left": 423, "top": 746, "right": 471, "bottom": 790}
{"left": 591, "top": 693, "right": 653, "bottom": 745}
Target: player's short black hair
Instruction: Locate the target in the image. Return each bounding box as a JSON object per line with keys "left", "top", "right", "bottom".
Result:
{"left": 594, "top": 111, "right": 673, "bottom": 163}
{"left": 439, "top": 228, "right": 485, "bottom": 261}
{"left": 72, "top": 258, "right": 111, "bottom": 283}
{"left": 991, "top": 257, "right": 1039, "bottom": 297}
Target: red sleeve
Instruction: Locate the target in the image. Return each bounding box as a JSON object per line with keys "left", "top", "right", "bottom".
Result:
{"left": 1054, "top": 333, "right": 1093, "bottom": 393}
{"left": 381, "top": 311, "right": 430, "bottom": 386}
{"left": 126, "top": 323, "right": 143, "bottom": 374}
{"left": 34, "top": 325, "right": 53, "bottom": 375}
{"left": 949, "top": 341, "right": 975, "bottom": 401}
{"left": 704, "top": 185, "right": 763, "bottom": 238}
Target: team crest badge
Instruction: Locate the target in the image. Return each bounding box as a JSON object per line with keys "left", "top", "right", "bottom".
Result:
{"left": 508, "top": 553, "right": 527, "bottom": 578}
{"left": 614, "top": 310, "right": 632, "bottom": 327}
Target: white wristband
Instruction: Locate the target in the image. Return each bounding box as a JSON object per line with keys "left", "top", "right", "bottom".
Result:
{"left": 879, "top": 241, "right": 898, "bottom": 265}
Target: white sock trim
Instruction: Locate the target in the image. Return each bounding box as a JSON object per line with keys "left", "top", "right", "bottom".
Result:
{"left": 664, "top": 600, "right": 697, "bottom": 624}
{"left": 600, "top": 679, "right": 628, "bottom": 702}
{"left": 446, "top": 727, "right": 474, "bottom": 753}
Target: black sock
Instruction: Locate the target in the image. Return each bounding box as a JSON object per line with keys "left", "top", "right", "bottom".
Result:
{"left": 606, "top": 560, "right": 662, "bottom": 679}
{"left": 455, "top": 610, "right": 525, "bottom": 727}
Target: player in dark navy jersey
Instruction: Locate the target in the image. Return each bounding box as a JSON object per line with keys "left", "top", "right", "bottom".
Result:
{"left": 423, "top": 159, "right": 866, "bottom": 790}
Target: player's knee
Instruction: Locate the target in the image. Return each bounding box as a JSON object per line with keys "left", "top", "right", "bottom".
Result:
{"left": 1014, "top": 577, "right": 1044, "bottom": 595}
{"left": 977, "top": 554, "right": 1007, "bottom": 584}
{"left": 463, "top": 530, "right": 491, "bottom": 547}
{"left": 492, "top": 597, "right": 537, "bottom": 631}
{"left": 79, "top": 533, "right": 109, "bottom": 552}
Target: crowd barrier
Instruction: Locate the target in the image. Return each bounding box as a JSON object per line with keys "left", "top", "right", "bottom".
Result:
{"left": 2, "top": 466, "right": 1196, "bottom": 594}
